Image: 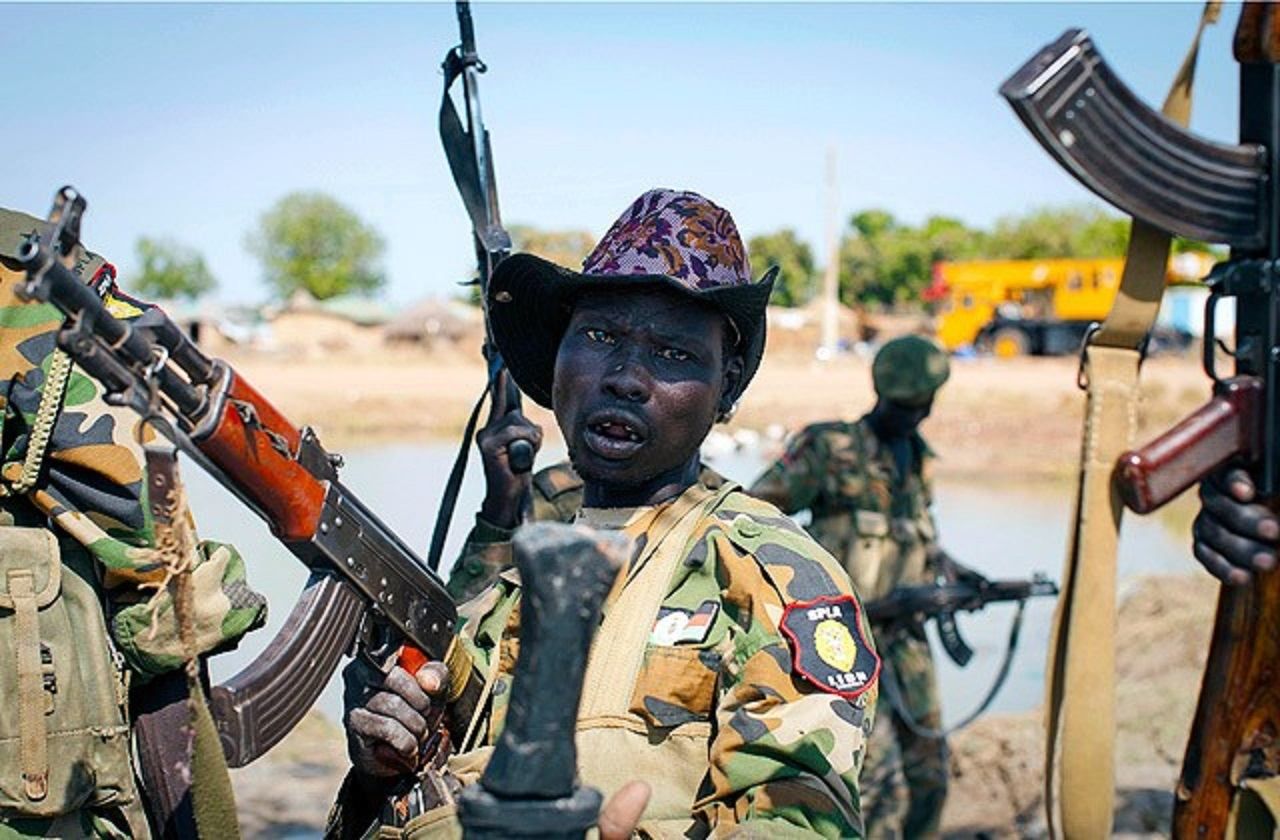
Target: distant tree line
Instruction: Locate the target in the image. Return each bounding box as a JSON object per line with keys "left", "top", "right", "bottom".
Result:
{"left": 748, "top": 205, "right": 1217, "bottom": 308}
{"left": 125, "top": 193, "right": 1217, "bottom": 308}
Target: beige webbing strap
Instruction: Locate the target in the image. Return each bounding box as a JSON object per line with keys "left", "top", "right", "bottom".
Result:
{"left": 9, "top": 569, "right": 48, "bottom": 801}
{"left": 579, "top": 483, "right": 728, "bottom": 719}
{"left": 1228, "top": 776, "right": 1280, "bottom": 839}
{"left": 7, "top": 350, "right": 75, "bottom": 497}
{"left": 1044, "top": 5, "right": 1220, "bottom": 837}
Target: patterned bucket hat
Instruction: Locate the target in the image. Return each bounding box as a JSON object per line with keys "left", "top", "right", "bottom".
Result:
{"left": 488, "top": 188, "right": 777, "bottom": 408}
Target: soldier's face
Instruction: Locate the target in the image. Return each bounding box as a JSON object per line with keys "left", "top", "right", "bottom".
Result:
{"left": 552, "top": 287, "right": 740, "bottom": 503}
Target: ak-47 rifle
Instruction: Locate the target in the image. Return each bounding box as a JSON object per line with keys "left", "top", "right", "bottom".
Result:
{"left": 865, "top": 574, "right": 1058, "bottom": 739}
{"left": 1003, "top": 8, "right": 1279, "bottom": 836}
{"left": 427, "top": 0, "right": 532, "bottom": 576}
{"left": 864, "top": 574, "right": 1059, "bottom": 626}
{"left": 16, "top": 188, "right": 485, "bottom": 775}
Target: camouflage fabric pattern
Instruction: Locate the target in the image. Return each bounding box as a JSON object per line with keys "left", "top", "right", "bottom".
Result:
{"left": 452, "top": 484, "right": 878, "bottom": 838}
{"left": 750, "top": 416, "right": 947, "bottom": 838}
{"left": 0, "top": 210, "right": 266, "bottom": 835}
{"left": 0, "top": 259, "right": 266, "bottom": 677}
{"left": 445, "top": 460, "right": 726, "bottom": 602}
{"left": 871, "top": 335, "right": 950, "bottom": 408}
{"left": 861, "top": 629, "right": 947, "bottom": 839}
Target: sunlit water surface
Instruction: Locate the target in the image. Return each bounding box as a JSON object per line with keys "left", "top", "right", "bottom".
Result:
{"left": 201, "top": 440, "right": 1197, "bottom": 729}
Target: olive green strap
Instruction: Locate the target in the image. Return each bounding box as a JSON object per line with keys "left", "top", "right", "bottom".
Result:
{"left": 1044, "top": 5, "right": 1220, "bottom": 837}
{"left": 9, "top": 569, "right": 49, "bottom": 802}
{"left": 146, "top": 444, "right": 243, "bottom": 839}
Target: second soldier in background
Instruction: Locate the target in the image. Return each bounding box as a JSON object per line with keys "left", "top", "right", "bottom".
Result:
{"left": 752, "top": 335, "right": 976, "bottom": 839}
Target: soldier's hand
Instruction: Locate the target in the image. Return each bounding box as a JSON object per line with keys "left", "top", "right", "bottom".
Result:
{"left": 477, "top": 370, "right": 542, "bottom": 529}
{"left": 598, "top": 780, "right": 651, "bottom": 840}
{"left": 343, "top": 655, "right": 450, "bottom": 778}
{"left": 1193, "top": 466, "right": 1279, "bottom": 585}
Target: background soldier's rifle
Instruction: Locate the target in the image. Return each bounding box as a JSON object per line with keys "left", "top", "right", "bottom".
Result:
{"left": 864, "top": 575, "right": 1058, "bottom": 627}
{"left": 866, "top": 574, "right": 1058, "bottom": 739}
{"left": 427, "top": 0, "right": 532, "bottom": 576}
{"left": 1004, "top": 7, "right": 1279, "bottom": 836}
{"left": 17, "top": 188, "right": 484, "bottom": 775}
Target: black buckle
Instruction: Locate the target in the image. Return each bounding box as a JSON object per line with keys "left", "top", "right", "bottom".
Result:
{"left": 1076, "top": 323, "right": 1102, "bottom": 390}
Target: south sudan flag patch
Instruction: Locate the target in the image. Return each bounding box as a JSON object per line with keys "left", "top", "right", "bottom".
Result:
{"left": 780, "top": 595, "right": 880, "bottom": 699}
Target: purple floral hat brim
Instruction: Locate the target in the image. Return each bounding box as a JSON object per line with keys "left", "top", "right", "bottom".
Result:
{"left": 488, "top": 190, "right": 775, "bottom": 409}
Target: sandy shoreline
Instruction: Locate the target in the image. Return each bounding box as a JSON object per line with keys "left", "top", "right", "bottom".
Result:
{"left": 228, "top": 348, "right": 1210, "bottom": 481}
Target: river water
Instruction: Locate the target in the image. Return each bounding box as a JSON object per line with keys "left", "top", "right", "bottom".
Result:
{"left": 202, "top": 440, "right": 1197, "bottom": 729}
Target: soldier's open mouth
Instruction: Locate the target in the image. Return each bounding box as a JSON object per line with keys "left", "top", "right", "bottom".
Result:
{"left": 583, "top": 411, "right": 647, "bottom": 460}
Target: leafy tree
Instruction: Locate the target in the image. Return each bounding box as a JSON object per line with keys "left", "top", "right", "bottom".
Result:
{"left": 747, "top": 229, "right": 815, "bottom": 307}
{"left": 508, "top": 225, "right": 596, "bottom": 270}
{"left": 132, "top": 237, "right": 217, "bottom": 301}
{"left": 985, "top": 205, "right": 1128, "bottom": 259}
{"left": 458, "top": 225, "right": 596, "bottom": 305}
{"left": 838, "top": 210, "right": 984, "bottom": 305}
{"left": 245, "top": 192, "right": 385, "bottom": 300}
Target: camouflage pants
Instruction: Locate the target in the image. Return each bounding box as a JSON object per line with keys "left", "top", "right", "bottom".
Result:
{"left": 862, "top": 626, "right": 948, "bottom": 840}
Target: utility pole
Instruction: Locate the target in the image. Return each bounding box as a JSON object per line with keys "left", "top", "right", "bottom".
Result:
{"left": 819, "top": 146, "right": 840, "bottom": 360}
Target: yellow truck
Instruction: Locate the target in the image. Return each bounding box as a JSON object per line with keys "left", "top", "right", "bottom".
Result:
{"left": 924, "top": 255, "right": 1214, "bottom": 356}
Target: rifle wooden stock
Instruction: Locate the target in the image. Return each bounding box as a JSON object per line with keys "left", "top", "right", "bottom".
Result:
{"left": 1174, "top": 564, "right": 1280, "bottom": 838}
{"left": 1115, "top": 377, "right": 1264, "bottom": 514}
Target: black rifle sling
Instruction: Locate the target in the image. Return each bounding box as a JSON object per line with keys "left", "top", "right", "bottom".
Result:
{"left": 428, "top": 2, "right": 529, "bottom": 574}
{"left": 879, "top": 599, "right": 1028, "bottom": 741}
{"left": 440, "top": 52, "right": 489, "bottom": 240}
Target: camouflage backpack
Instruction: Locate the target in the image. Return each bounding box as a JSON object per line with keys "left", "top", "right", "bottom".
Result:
{"left": 0, "top": 214, "right": 140, "bottom": 822}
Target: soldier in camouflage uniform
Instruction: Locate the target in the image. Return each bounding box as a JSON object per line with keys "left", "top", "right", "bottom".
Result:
{"left": 335, "top": 189, "right": 880, "bottom": 839}
{"left": 0, "top": 208, "right": 267, "bottom": 837}
{"left": 750, "top": 335, "right": 963, "bottom": 839}
{"left": 445, "top": 457, "right": 725, "bottom": 602}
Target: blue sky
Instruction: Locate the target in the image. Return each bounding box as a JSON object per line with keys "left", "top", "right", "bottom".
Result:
{"left": 7, "top": 3, "right": 1240, "bottom": 305}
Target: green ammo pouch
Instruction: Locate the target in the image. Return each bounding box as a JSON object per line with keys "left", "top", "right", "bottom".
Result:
{"left": 0, "top": 526, "right": 134, "bottom": 817}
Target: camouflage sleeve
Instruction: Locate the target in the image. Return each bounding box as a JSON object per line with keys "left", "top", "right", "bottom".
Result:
{"left": 0, "top": 264, "right": 266, "bottom": 678}
{"left": 446, "top": 515, "right": 517, "bottom": 602}
{"left": 446, "top": 462, "right": 582, "bottom": 602}
{"left": 747, "top": 427, "right": 826, "bottom": 514}
{"left": 697, "top": 497, "right": 878, "bottom": 838}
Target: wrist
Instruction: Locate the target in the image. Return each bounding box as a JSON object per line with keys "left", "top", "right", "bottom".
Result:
{"left": 479, "top": 498, "right": 521, "bottom": 530}
{"left": 472, "top": 513, "right": 517, "bottom": 543}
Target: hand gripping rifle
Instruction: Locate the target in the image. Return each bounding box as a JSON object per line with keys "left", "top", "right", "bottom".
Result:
{"left": 16, "top": 188, "right": 485, "bottom": 772}
{"left": 427, "top": 0, "right": 533, "bottom": 575}
{"left": 1003, "top": 9, "right": 1279, "bottom": 836}
{"left": 864, "top": 574, "right": 1058, "bottom": 740}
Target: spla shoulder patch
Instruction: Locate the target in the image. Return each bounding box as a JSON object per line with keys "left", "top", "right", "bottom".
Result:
{"left": 780, "top": 595, "right": 880, "bottom": 699}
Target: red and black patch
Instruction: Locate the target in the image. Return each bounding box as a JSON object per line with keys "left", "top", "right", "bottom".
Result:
{"left": 779, "top": 595, "right": 880, "bottom": 699}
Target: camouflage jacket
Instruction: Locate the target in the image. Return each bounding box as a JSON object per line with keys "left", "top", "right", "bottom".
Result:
{"left": 452, "top": 481, "right": 879, "bottom": 838}
{"left": 0, "top": 210, "right": 266, "bottom": 834}
{"left": 749, "top": 417, "right": 940, "bottom": 603}
{"left": 445, "top": 460, "right": 725, "bottom": 602}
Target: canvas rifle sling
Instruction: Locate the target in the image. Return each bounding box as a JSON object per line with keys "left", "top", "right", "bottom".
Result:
{"left": 1045, "top": 4, "right": 1221, "bottom": 837}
